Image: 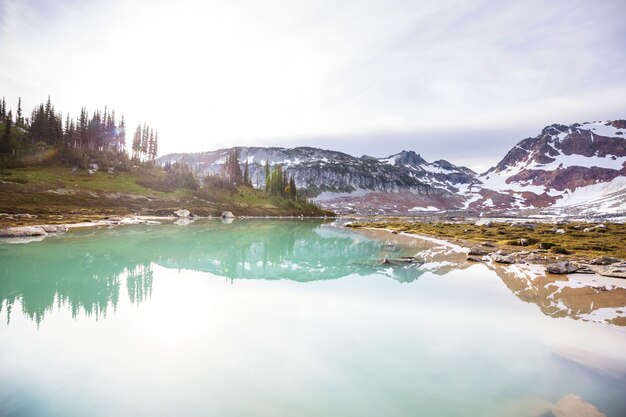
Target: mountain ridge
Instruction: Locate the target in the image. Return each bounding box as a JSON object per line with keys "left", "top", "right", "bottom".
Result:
{"left": 157, "top": 119, "right": 626, "bottom": 216}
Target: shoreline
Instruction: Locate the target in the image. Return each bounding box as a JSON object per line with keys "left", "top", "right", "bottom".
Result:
{"left": 347, "top": 223, "right": 626, "bottom": 280}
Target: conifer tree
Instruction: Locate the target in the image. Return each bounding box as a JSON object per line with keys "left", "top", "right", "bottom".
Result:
{"left": 118, "top": 116, "right": 126, "bottom": 151}
{"left": 0, "top": 110, "right": 12, "bottom": 154}
{"left": 264, "top": 160, "right": 270, "bottom": 192}
{"left": 152, "top": 131, "right": 158, "bottom": 160}
{"left": 16, "top": 97, "right": 22, "bottom": 126}
{"left": 243, "top": 159, "right": 250, "bottom": 186}
{"left": 289, "top": 175, "right": 297, "bottom": 199}
{"left": 141, "top": 124, "right": 149, "bottom": 160}
{"left": 132, "top": 124, "right": 142, "bottom": 161}
{"left": 0, "top": 97, "right": 6, "bottom": 119}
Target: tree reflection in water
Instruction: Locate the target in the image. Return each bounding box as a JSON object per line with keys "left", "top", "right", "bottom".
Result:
{"left": 0, "top": 220, "right": 437, "bottom": 325}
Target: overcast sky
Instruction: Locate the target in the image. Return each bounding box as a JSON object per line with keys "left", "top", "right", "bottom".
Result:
{"left": 1, "top": 0, "right": 625, "bottom": 172}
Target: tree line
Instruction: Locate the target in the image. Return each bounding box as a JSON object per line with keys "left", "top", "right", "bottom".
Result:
{"left": 0, "top": 95, "right": 158, "bottom": 169}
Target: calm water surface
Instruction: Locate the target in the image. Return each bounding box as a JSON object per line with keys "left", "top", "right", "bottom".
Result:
{"left": 0, "top": 220, "right": 625, "bottom": 417}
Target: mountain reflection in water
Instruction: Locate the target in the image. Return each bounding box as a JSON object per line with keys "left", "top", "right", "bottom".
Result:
{"left": 1, "top": 219, "right": 624, "bottom": 327}
{"left": 0, "top": 220, "right": 447, "bottom": 324}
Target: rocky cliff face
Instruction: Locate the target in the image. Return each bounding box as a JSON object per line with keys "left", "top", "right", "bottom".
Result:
{"left": 158, "top": 119, "right": 626, "bottom": 216}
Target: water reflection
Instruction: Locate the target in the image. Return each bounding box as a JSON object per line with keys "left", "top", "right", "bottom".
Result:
{"left": 0, "top": 220, "right": 450, "bottom": 324}
{"left": 1, "top": 219, "right": 624, "bottom": 327}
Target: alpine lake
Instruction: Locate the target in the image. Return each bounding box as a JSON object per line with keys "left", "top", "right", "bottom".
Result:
{"left": 1, "top": 219, "right": 625, "bottom": 417}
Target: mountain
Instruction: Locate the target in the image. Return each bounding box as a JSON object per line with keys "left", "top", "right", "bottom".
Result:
{"left": 467, "top": 120, "right": 626, "bottom": 214}
{"left": 158, "top": 119, "right": 626, "bottom": 216}
{"left": 158, "top": 147, "right": 477, "bottom": 215}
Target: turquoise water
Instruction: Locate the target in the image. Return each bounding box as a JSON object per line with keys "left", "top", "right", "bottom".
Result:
{"left": 0, "top": 219, "right": 625, "bottom": 417}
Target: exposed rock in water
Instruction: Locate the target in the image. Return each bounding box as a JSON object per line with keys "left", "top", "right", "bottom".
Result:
{"left": 221, "top": 211, "right": 235, "bottom": 219}
{"left": 546, "top": 261, "right": 578, "bottom": 274}
{"left": 467, "top": 256, "right": 483, "bottom": 262}
{"left": 589, "top": 256, "right": 620, "bottom": 265}
{"left": 0, "top": 226, "right": 47, "bottom": 237}
{"left": 41, "top": 225, "right": 68, "bottom": 233}
{"left": 107, "top": 216, "right": 123, "bottom": 222}
{"left": 593, "top": 263, "right": 626, "bottom": 279}
{"left": 174, "top": 209, "right": 190, "bottom": 218}
{"left": 468, "top": 247, "right": 488, "bottom": 256}
{"left": 492, "top": 254, "right": 515, "bottom": 264}
{"left": 551, "top": 394, "right": 607, "bottom": 417}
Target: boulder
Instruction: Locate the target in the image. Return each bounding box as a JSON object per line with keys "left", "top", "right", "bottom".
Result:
{"left": 467, "top": 256, "right": 483, "bottom": 262}
{"left": 555, "top": 229, "right": 566, "bottom": 234}
{"left": 0, "top": 226, "right": 48, "bottom": 237}
{"left": 174, "top": 209, "right": 190, "bottom": 218}
{"left": 107, "top": 216, "right": 123, "bottom": 222}
{"left": 551, "top": 394, "right": 607, "bottom": 417}
{"left": 481, "top": 241, "right": 495, "bottom": 247}
{"left": 221, "top": 211, "right": 235, "bottom": 219}
{"left": 589, "top": 256, "right": 621, "bottom": 265}
{"left": 468, "top": 247, "right": 487, "bottom": 256}
{"left": 546, "top": 261, "right": 578, "bottom": 274}
{"left": 492, "top": 254, "right": 514, "bottom": 264}
{"left": 519, "top": 238, "right": 529, "bottom": 246}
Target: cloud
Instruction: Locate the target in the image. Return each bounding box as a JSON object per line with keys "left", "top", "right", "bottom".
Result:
{"left": 0, "top": 0, "right": 625, "bottom": 165}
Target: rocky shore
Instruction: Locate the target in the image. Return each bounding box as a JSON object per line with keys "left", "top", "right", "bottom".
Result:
{"left": 347, "top": 220, "right": 626, "bottom": 279}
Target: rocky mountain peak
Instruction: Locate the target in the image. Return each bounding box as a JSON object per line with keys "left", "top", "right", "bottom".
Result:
{"left": 388, "top": 150, "right": 427, "bottom": 167}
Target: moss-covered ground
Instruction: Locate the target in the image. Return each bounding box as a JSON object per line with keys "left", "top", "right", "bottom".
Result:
{"left": 347, "top": 220, "right": 626, "bottom": 259}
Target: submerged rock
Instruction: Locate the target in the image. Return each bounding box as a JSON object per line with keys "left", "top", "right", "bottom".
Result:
{"left": 546, "top": 261, "right": 578, "bottom": 274}
{"left": 0, "top": 226, "right": 47, "bottom": 237}
{"left": 551, "top": 394, "right": 607, "bottom": 417}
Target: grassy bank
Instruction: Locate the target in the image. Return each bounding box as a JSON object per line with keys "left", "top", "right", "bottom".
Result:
{"left": 347, "top": 220, "right": 626, "bottom": 259}
{"left": 0, "top": 165, "right": 333, "bottom": 227}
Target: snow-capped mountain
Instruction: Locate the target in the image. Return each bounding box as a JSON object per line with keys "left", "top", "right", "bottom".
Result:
{"left": 158, "top": 119, "right": 626, "bottom": 216}
{"left": 158, "top": 147, "right": 477, "bottom": 214}
{"left": 465, "top": 120, "right": 626, "bottom": 214}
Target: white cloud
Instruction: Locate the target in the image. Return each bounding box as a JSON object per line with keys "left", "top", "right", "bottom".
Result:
{"left": 0, "top": 0, "right": 625, "bottom": 162}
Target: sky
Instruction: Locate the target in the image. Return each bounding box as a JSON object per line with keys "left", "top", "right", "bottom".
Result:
{"left": 1, "top": 0, "right": 625, "bottom": 172}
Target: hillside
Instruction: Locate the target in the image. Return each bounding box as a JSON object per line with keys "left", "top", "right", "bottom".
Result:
{"left": 158, "top": 147, "right": 477, "bottom": 215}
{"left": 158, "top": 120, "right": 626, "bottom": 217}
{"left": 0, "top": 165, "right": 332, "bottom": 227}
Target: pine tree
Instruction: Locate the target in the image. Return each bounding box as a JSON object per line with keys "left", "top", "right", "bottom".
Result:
{"left": 243, "top": 159, "right": 249, "bottom": 186}
{"left": 264, "top": 160, "right": 270, "bottom": 192}
{"left": 141, "top": 124, "right": 149, "bottom": 160}
{"left": 0, "top": 110, "right": 12, "bottom": 153}
{"left": 152, "top": 131, "right": 158, "bottom": 160}
{"left": 16, "top": 97, "right": 22, "bottom": 126}
{"left": 289, "top": 175, "right": 297, "bottom": 199}
{"left": 0, "top": 97, "right": 6, "bottom": 119}
{"left": 117, "top": 116, "right": 126, "bottom": 151}
{"left": 132, "top": 124, "right": 142, "bottom": 161}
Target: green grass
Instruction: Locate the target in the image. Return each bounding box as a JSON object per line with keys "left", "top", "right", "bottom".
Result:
{"left": 0, "top": 165, "right": 333, "bottom": 226}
